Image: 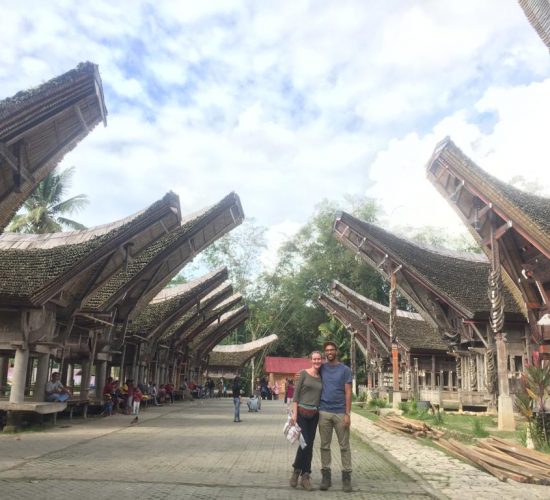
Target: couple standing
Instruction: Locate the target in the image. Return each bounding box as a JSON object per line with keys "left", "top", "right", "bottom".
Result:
{"left": 289, "top": 341, "right": 352, "bottom": 493}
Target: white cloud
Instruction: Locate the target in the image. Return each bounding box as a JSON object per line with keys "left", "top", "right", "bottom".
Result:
{"left": 2, "top": 0, "right": 549, "bottom": 272}
{"left": 367, "top": 77, "right": 550, "bottom": 238}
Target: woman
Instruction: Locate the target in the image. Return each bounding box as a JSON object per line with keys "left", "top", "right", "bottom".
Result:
{"left": 289, "top": 351, "right": 323, "bottom": 491}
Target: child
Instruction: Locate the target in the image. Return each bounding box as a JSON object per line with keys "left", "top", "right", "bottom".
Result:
{"left": 103, "top": 394, "right": 113, "bottom": 416}
{"left": 133, "top": 385, "right": 143, "bottom": 416}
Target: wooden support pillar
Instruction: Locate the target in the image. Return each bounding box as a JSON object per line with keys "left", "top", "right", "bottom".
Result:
{"left": 34, "top": 353, "right": 50, "bottom": 402}
{"left": 95, "top": 360, "right": 107, "bottom": 399}
{"left": 131, "top": 344, "right": 139, "bottom": 382}
{"left": 413, "top": 358, "right": 419, "bottom": 399}
{"left": 67, "top": 363, "right": 74, "bottom": 390}
{"left": 119, "top": 344, "right": 127, "bottom": 383}
{"left": 431, "top": 355, "right": 436, "bottom": 390}
{"left": 80, "top": 359, "right": 91, "bottom": 400}
{"left": 25, "top": 356, "right": 34, "bottom": 396}
{"left": 496, "top": 333, "right": 515, "bottom": 431}
{"left": 488, "top": 213, "right": 515, "bottom": 431}
{"left": 392, "top": 345, "right": 399, "bottom": 391}
{"left": 9, "top": 348, "right": 29, "bottom": 404}
{"left": 350, "top": 332, "right": 357, "bottom": 395}
{"left": 0, "top": 355, "right": 9, "bottom": 396}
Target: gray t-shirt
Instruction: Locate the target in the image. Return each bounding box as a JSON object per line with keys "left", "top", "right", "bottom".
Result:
{"left": 45, "top": 380, "right": 63, "bottom": 394}
{"left": 319, "top": 363, "right": 352, "bottom": 413}
{"left": 293, "top": 370, "right": 322, "bottom": 408}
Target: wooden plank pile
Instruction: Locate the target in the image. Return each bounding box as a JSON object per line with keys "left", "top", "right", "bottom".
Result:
{"left": 436, "top": 437, "right": 550, "bottom": 484}
{"left": 374, "top": 415, "right": 444, "bottom": 439}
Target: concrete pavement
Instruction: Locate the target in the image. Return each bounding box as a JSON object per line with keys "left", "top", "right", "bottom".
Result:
{"left": 0, "top": 398, "right": 434, "bottom": 499}
{"left": 2, "top": 398, "right": 548, "bottom": 499}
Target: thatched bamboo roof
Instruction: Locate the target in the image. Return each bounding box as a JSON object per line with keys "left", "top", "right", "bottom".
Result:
{"left": 426, "top": 137, "right": 549, "bottom": 335}
{"left": 81, "top": 192, "right": 244, "bottom": 321}
{"left": 318, "top": 292, "right": 389, "bottom": 354}
{"left": 334, "top": 212, "right": 522, "bottom": 320}
{"left": 208, "top": 334, "right": 278, "bottom": 368}
{"left": 126, "top": 267, "right": 228, "bottom": 341}
{"left": 0, "top": 62, "right": 107, "bottom": 232}
{"left": 0, "top": 192, "right": 180, "bottom": 308}
{"left": 184, "top": 293, "right": 243, "bottom": 347}
{"left": 164, "top": 281, "right": 234, "bottom": 343}
{"left": 519, "top": 0, "right": 550, "bottom": 52}
{"left": 189, "top": 305, "right": 249, "bottom": 362}
{"left": 428, "top": 138, "right": 550, "bottom": 252}
{"left": 329, "top": 280, "right": 448, "bottom": 352}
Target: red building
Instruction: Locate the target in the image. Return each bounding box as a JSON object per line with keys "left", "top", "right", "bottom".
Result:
{"left": 263, "top": 356, "right": 310, "bottom": 400}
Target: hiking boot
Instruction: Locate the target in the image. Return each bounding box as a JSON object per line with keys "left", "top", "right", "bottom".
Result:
{"left": 301, "top": 472, "right": 313, "bottom": 491}
{"left": 320, "top": 468, "right": 331, "bottom": 491}
{"left": 289, "top": 469, "right": 300, "bottom": 488}
{"left": 342, "top": 471, "right": 352, "bottom": 493}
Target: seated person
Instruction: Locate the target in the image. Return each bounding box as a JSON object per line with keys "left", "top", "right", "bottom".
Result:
{"left": 45, "top": 372, "right": 71, "bottom": 402}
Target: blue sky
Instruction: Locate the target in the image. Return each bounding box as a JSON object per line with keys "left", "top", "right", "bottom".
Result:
{"left": 1, "top": 0, "right": 549, "bottom": 269}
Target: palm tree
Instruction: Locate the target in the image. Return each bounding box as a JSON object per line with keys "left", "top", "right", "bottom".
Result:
{"left": 7, "top": 166, "right": 89, "bottom": 233}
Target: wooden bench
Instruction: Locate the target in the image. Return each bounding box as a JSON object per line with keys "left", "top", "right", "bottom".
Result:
{"left": 0, "top": 401, "right": 67, "bottom": 427}
{"left": 65, "top": 399, "right": 90, "bottom": 420}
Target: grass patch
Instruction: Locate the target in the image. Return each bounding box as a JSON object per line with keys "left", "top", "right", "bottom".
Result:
{"left": 472, "top": 418, "right": 490, "bottom": 438}
{"left": 352, "top": 406, "right": 380, "bottom": 422}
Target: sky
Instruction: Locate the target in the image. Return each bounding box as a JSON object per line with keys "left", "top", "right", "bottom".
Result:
{"left": 1, "top": 0, "right": 549, "bottom": 271}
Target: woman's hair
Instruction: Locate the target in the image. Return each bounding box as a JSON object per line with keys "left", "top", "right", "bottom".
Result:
{"left": 309, "top": 350, "right": 322, "bottom": 359}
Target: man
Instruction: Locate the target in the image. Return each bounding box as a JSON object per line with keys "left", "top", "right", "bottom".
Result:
{"left": 232, "top": 375, "right": 242, "bottom": 422}
{"left": 45, "top": 372, "right": 71, "bottom": 402}
{"left": 318, "top": 341, "right": 353, "bottom": 492}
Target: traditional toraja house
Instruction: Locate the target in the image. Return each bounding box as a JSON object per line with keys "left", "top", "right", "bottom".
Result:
{"left": 206, "top": 334, "right": 278, "bottom": 380}
{"left": 318, "top": 282, "right": 454, "bottom": 406}
{"left": 333, "top": 212, "right": 526, "bottom": 426}
{"left": 263, "top": 356, "right": 311, "bottom": 400}
{"left": 518, "top": 0, "right": 550, "bottom": 52}
{"left": 186, "top": 304, "right": 250, "bottom": 380}
{"left": 0, "top": 191, "right": 245, "bottom": 425}
{"left": 80, "top": 192, "right": 243, "bottom": 324}
{"left": 107, "top": 267, "right": 229, "bottom": 392}
{"left": 61, "top": 192, "right": 244, "bottom": 394}
{"left": 427, "top": 137, "right": 550, "bottom": 427}
{"left": 0, "top": 62, "right": 107, "bottom": 232}
{"left": 0, "top": 192, "right": 181, "bottom": 417}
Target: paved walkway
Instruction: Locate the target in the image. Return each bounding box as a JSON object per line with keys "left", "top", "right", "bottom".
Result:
{"left": 352, "top": 412, "right": 550, "bottom": 500}
{"left": 0, "top": 399, "right": 547, "bottom": 499}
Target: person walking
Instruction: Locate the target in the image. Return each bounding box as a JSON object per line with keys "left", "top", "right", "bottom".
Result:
{"left": 318, "top": 341, "right": 353, "bottom": 493}
{"left": 289, "top": 351, "right": 323, "bottom": 491}
{"left": 232, "top": 376, "right": 242, "bottom": 422}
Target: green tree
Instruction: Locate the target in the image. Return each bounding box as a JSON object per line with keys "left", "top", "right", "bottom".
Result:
{"left": 187, "top": 218, "right": 267, "bottom": 296}
{"left": 7, "top": 166, "right": 88, "bottom": 233}
{"left": 263, "top": 196, "right": 386, "bottom": 358}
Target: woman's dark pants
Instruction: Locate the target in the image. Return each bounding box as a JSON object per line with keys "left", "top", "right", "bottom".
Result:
{"left": 292, "top": 411, "right": 319, "bottom": 475}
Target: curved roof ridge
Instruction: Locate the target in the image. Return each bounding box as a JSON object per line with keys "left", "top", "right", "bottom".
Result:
{"left": 0, "top": 191, "right": 179, "bottom": 250}
{"left": 212, "top": 333, "right": 278, "bottom": 353}
{"left": 213, "top": 293, "right": 243, "bottom": 311}
{"left": 150, "top": 267, "right": 227, "bottom": 303}
{"left": 428, "top": 137, "right": 550, "bottom": 238}
{"left": 0, "top": 62, "right": 100, "bottom": 120}
{"left": 379, "top": 222, "right": 488, "bottom": 263}
{"left": 334, "top": 282, "right": 424, "bottom": 321}
{"left": 335, "top": 212, "right": 525, "bottom": 316}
